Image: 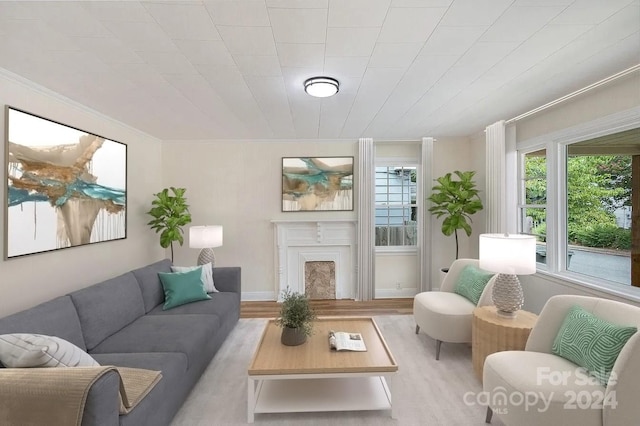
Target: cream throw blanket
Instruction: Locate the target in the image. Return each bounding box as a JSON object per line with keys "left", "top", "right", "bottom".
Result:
{"left": 0, "top": 366, "right": 162, "bottom": 426}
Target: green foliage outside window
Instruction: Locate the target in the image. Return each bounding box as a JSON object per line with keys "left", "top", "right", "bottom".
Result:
{"left": 525, "top": 155, "right": 631, "bottom": 249}
{"left": 574, "top": 224, "right": 631, "bottom": 250}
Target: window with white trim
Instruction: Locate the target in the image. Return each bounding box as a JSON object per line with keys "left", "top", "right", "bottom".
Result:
{"left": 518, "top": 126, "right": 639, "bottom": 289}
{"left": 375, "top": 165, "right": 417, "bottom": 247}
{"left": 519, "top": 149, "right": 548, "bottom": 266}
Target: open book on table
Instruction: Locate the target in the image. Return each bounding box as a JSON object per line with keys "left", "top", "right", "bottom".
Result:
{"left": 328, "top": 330, "right": 367, "bottom": 351}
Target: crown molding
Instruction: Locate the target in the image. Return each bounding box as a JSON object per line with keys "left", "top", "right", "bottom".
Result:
{"left": 518, "top": 105, "right": 640, "bottom": 151}
{"left": 0, "top": 67, "right": 159, "bottom": 142}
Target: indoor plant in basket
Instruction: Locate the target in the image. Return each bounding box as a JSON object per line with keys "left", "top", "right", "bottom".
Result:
{"left": 275, "top": 288, "right": 317, "bottom": 346}
{"left": 146, "top": 187, "right": 192, "bottom": 262}
{"left": 428, "top": 170, "right": 483, "bottom": 271}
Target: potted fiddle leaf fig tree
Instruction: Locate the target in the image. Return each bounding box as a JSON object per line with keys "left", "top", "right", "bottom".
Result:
{"left": 275, "top": 287, "right": 317, "bottom": 346}
{"left": 428, "top": 170, "right": 483, "bottom": 270}
{"left": 146, "top": 187, "right": 192, "bottom": 262}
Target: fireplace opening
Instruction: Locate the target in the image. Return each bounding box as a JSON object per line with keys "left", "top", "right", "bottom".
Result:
{"left": 304, "top": 261, "right": 336, "bottom": 299}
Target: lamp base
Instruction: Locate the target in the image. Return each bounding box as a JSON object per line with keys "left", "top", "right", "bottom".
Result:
{"left": 496, "top": 309, "right": 518, "bottom": 319}
{"left": 491, "top": 273, "right": 523, "bottom": 319}
{"left": 197, "top": 248, "right": 216, "bottom": 266}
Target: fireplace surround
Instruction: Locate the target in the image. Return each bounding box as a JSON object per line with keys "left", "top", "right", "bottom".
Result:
{"left": 272, "top": 220, "right": 356, "bottom": 300}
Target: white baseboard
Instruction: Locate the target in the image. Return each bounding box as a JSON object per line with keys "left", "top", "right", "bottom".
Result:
{"left": 241, "top": 289, "right": 417, "bottom": 301}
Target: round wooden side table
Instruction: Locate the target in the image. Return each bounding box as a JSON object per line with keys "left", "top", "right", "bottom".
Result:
{"left": 472, "top": 306, "right": 538, "bottom": 382}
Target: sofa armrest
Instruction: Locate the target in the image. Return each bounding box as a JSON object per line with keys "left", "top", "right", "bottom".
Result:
{"left": 604, "top": 332, "right": 640, "bottom": 425}
{"left": 213, "top": 267, "right": 241, "bottom": 294}
{"left": 0, "top": 368, "right": 120, "bottom": 426}
{"left": 81, "top": 370, "right": 121, "bottom": 426}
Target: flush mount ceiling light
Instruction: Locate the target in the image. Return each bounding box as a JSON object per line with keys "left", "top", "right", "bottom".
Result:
{"left": 304, "top": 77, "right": 339, "bottom": 98}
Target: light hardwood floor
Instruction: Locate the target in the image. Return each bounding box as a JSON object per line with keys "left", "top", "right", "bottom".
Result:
{"left": 241, "top": 298, "right": 414, "bottom": 318}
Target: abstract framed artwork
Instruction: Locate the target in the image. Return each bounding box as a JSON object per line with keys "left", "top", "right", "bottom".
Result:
{"left": 282, "top": 157, "right": 353, "bottom": 212}
{"left": 4, "top": 106, "right": 127, "bottom": 259}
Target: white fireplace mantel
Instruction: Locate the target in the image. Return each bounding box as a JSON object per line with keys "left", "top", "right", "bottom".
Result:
{"left": 272, "top": 220, "right": 357, "bottom": 300}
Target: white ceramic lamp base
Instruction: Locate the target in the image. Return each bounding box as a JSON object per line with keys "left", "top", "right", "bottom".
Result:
{"left": 491, "top": 273, "right": 524, "bottom": 318}
{"left": 197, "top": 248, "right": 216, "bottom": 266}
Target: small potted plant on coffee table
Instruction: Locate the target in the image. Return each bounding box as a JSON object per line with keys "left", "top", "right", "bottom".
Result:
{"left": 275, "top": 288, "right": 316, "bottom": 346}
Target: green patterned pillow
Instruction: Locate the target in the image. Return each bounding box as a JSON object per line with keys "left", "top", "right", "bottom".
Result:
{"left": 453, "top": 265, "right": 494, "bottom": 305}
{"left": 552, "top": 305, "right": 637, "bottom": 386}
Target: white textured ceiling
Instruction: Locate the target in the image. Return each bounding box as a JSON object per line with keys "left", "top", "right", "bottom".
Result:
{"left": 0, "top": 0, "right": 638, "bottom": 141}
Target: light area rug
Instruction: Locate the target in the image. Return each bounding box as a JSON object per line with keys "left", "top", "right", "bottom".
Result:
{"left": 171, "top": 315, "right": 506, "bottom": 426}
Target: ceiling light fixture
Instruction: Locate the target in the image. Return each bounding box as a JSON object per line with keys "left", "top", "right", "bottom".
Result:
{"left": 304, "top": 77, "right": 339, "bottom": 98}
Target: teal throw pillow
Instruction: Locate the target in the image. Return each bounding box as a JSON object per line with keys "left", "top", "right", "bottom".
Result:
{"left": 453, "top": 265, "right": 494, "bottom": 305}
{"left": 552, "top": 305, "right": 637, "bottom": 386}
{"left": 158, "top": 267, "right": 211, "bottom": 310}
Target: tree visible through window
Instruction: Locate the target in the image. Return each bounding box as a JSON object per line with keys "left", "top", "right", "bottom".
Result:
{"left": 520, "top": 150, "right": 547, "bottom": 264}
{"left": 375, "top": 166, "right": 417, "bottom": 247}
{"left": 566, "top": 151, "right": 632, "bottom": 284}
{"left": 520, "top": 128, "right": 638, "bottom": 286}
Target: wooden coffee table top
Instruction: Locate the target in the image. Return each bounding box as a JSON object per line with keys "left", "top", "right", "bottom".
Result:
{"left": 248, "top": 317, "right": 398, "bottom": 376}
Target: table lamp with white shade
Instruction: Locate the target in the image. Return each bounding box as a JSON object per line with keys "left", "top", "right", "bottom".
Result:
{"left": 479, "top": 233, "right": 536, "bottom": 318}
{"left": 189, "top": 225, "right": 223, "bottom": 266}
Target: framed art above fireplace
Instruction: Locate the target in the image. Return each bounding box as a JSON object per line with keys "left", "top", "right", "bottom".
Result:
{"left": 282, "top": 156, "right": 353, "bottom": 212}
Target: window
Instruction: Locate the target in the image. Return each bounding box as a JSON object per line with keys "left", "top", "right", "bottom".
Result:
{"left": 565, "top": 135, "right": 634, "bottom": 285}
{"left": 519, "top": 149, "right": 548, "bottom": 266}
{"left": 518, "top": 126, "right": 640, "bottom": 291}
{"left": 375, "top": 165, "right": 417, "bottom": 247}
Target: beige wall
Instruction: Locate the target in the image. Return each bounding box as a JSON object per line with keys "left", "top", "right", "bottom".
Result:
{"left": 468, "top": 132, "right": 488, "bottom": 257}
{"left": 375, "top": 254, "right": 417, "bottom": 296}
{"left": 516, "top": 72, "right": 640, "bottom": 142}
{"left": 516, "top": 71, "right": 640, "bottom": 313}
{"left": 164, "top": 138, "right": 485, "bottom": 299}
{"left": 429, "top": 137, "right": 484, "bottom": 285}
{"left": 0, "top": 73, "right": 164, "bottom": 317}
{"left": 162, "top": 140, "right": 357, "bottom": 299}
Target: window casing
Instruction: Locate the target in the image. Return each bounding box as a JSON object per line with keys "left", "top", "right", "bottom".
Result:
{"left": 518, "top": 149, "right": 548, "bottom": 268}
{"left": 516, "top": 113, "right": 640, "bottom": 298}
{"left": 374, "top": 164, "right": 418, "bottom": 249}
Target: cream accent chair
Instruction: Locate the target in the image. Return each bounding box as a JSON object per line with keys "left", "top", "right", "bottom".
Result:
{"left": 484, "top": 295, "right": 640, "bottom": 426}
{"left": 413, "top": 258, "right": 497, "bottom": 360}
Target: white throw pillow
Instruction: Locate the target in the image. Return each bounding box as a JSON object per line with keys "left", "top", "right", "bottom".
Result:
{"left": 171, "top": 263, "right": 218, "bottom": 293}
{"left": 0, "top": 334, "right": 99, "bottom": 368}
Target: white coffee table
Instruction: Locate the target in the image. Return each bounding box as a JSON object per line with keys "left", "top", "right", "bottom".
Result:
{"left": 247, "top": 317, "right": 398, "bottom": 423}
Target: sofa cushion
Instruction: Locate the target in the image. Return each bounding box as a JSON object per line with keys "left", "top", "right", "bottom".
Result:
{"left": 171, "top": 263, "right": 218, "bottom": 293}
{"left": 552, "top": 305, "right": 637, "bottom": 386}
{"left": 483, "top": 350, "right": 603, "bottom": 426}
{"left": 0, "top": 333, "right": 99, "bottom": 368}
{"left": 413, "top": 291, "right": 476, "bottom": 343}
{"left": 158, "top": 269, "right": 211, "bottom": 310}
{"left": 70, "top": 272, "right": 145, "bottom": 351}
{"left": 131, "top": 259, "right": 173, "bottom": 313}
{"left": 89, "top": 314, "right": 220, "bottom": 370}
{"left": 0, "top": 296, "right": 86, "bottom": 351}
{"left": 148, "top": 292, "right": 240, "bottom": 324}
{"left": 453, "top": 265, "right": 494, "bottom": 305}
{"left": 91, "top": 352, "right": 187, "bottom": 388}
{"left": 91, "top": 352, "right": 189, "bottom": 426}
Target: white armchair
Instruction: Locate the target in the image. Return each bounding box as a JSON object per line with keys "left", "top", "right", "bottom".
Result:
{"left": 413, "top": 259, "right": 497, "bottom": 360}
{"left": 484, "top": 294, "right": 640, "bottom": 426}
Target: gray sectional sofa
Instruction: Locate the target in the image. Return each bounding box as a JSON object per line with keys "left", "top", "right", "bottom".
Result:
{"left": 0, "top": 259, "right": 241, "bottom": 426}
